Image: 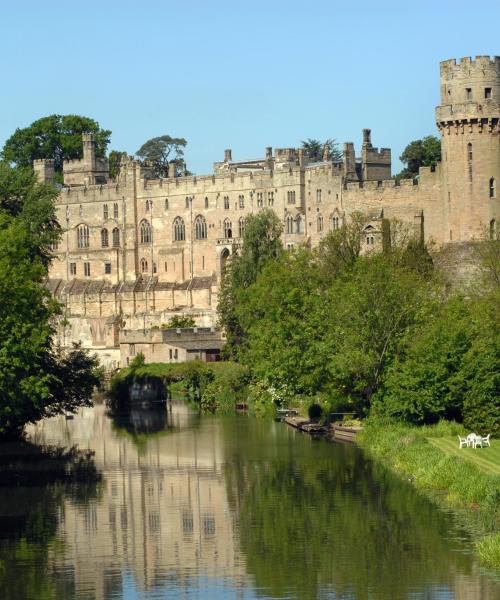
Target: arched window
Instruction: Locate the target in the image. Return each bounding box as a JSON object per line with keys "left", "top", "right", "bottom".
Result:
{"left": 145, "top": 199, "right": 151, "bottom": 212}
{"left": 296, "top": 214, "right": 303, "bottom": 234}
{"left": 205, "top": 197, "right": 209, "bottom": 209}
{"left": 224, "top": 196, "right": 230, "bottom": 210}
{"left": 140, "top": 219, "right": 152, "bottom": 244}
{"left": 101, "top": 228, "right": 109, "bottom": 247}
{"left": 489, "top": 177, "right": 496, "bottom": 198}
{"left": 317, "top": 214, "right": 324, "bottom": 233}
{"left": 77, "top": 224, "right": 89, "bottom": 248}
{"left": 239, "top": 195, "right": 245, "bottom": 209}
{"left": 103, "top": 204, "right": 108, "bottom": 220}
{"left": 194, "top": 215, "right": 207, "bottom": 240}
{"left": 79, "top": 205, "right": 83, "bottom": 217}
{"left": 173, "top": 217, "right": 185, "bottom": 241}
{"left": 140, "top": 258, "right": 148, "bottom": 273}
{"left": 165, "top": 198, "right": 169, "bottom": 210}
{"left": 223, "top": 218, "right": 232, "bottom": 239}
{"left": 330, "top": 215, "right": 340, "bottom": 230}
{"left": 286, "top": 214, "right": 294, "bottom": 234}
{"left": 113, "top": 203, "right": 119, "bottom": 219}
{"left": 185, "top": 196, "right": 191, "bottom": 208}
{"left": 112, "top": 227, "right": 120, "bottom": 247}
{"left": 467, "top": 143, "right": 473, "bottom": 161}
{"left": 239, "top": 217, "right": 245, "bottom": 238}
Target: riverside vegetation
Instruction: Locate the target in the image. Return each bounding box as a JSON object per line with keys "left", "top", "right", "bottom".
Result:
{"left": 216, "top": 209, "right": 500, "bottom": 568}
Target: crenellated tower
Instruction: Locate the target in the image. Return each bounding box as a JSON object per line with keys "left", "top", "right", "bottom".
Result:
{"left": 437, "top": 56, "right": 500, "bottom": 242}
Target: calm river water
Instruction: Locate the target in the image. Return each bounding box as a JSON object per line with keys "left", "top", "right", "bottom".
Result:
{"left": 1, "top": 401, "right": 499, "bottom": 600}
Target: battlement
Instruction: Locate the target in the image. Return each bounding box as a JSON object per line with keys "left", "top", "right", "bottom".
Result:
{"left": 440, "top": 56, "right": 500, "bottom": 72}
{"left": 439, "top": 56, "right": 500, "bottom": 107}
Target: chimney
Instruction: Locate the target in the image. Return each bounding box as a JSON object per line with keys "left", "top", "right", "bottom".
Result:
{"left": 265, "top": 146, "right": 273, "bottom": 159}
{"left": 362, "top": 128, "right": 372, "bottom": 146}
{"left": 224, "top": 148, "right": 232, "bottom": 162}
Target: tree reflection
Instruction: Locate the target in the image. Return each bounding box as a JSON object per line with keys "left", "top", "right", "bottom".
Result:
{"left": 0, "top": 441, "right": 101, "bottom": 600}
{"left": 223, "top": 425, "right": 475, "bottom": 600}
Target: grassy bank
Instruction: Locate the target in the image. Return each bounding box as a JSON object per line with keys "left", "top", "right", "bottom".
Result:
{"left": 357, "top": 419, "right": 500, "bottom": 570}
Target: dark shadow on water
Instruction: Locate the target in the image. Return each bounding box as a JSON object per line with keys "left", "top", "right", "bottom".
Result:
{"left": 0, "top": 440, "right": 102, "bottom": 599}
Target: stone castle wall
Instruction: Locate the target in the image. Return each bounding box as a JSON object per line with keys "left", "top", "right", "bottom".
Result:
{"left": 40, "top": 56, "right": 500, "bottom": 365}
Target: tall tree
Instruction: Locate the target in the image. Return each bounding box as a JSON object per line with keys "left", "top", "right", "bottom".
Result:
{"left": 1, "top": 115, "right": 111, "bottom": 175}
{"left": 301, "top": 138, "right": 342, "bottom": 162}
{"left": 218, "top": 209, "right": 283, "bottom": 356}
{"left": 0, "top": 163, "right": 100, "bottom": 438}
{"left": 136, "top": 135, "right": 187, "bottom": 178}
{"left": 397, "top": 135, "right": 441, "bottom": 180}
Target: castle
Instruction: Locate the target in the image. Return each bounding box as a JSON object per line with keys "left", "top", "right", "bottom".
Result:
{"left": 39, "top": 56, "right": 500, "bottom": 368}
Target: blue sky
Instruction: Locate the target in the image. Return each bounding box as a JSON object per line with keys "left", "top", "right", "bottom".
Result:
{"left": 1, "top": 0, "right": 499, "bottom": 174}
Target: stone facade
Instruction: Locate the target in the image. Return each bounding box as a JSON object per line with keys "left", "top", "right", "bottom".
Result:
{"left": 41, "top": 56, "right": 500, "bottom": 365}
{"left": 120, "top": 327, "right": 224, "bottom": 367}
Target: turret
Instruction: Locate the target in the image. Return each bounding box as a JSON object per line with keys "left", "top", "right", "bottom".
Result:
{"left": 82, "top": 132, "right": 96, "bottom": 169}
{"left": 436, "top": 56, "right": 500, "bottom": 241}
{"left": 33, "top": 158, "right": 55, "bottom": 185}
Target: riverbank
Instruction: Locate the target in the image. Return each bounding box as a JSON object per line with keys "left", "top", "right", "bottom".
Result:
{"left": 356, "top": 419, "right": 500, "bottom": 570}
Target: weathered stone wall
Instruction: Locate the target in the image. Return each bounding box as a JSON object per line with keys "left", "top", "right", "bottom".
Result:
{"left": 41, "top": 56, "right": 500, "bottom": 357}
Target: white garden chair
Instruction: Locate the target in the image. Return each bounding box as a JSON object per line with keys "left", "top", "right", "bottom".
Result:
{"left": 466, "top": 433, "right": 477, "bottom": 447}
{"left": 482, "top": 434, "right": 491, "bottom": 447}
{"left": 458, "top": 435, "right": 470, "bottom": 448}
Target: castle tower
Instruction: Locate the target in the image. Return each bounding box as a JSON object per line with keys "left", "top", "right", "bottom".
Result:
{"left": 82, "top": 132, "right": 96, "bottom": 170}
{"left": 437, "top": 56, "right": 500, "bottom": 242}
{"left": 33, "top": 158, "right": 55, "bottom": 184}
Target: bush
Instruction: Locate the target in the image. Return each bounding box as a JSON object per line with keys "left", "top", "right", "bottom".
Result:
{"left": 109, "top": 360, "right": 249, "bottom": 414}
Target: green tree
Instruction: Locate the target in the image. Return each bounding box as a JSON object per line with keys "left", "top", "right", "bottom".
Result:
{"left": 108, "top": 150, "right": 128, "bottom": 179}
{"left": 218, "top": 209, "right": 283, "bottom": 356}
{"left": 162, "top": 315, "right": 196, "bottom": 329}
{"left": 235, "top": 249, "right": 327, "bottom": 397}
{"left": 397, "top": 135, "right": 441, "bottom": 179}
{"left": 136, "top": 135, "right": 187, "bottom": 178}
{"left": 0, "top": 164, "right": 100, "bottom": 438}
{"left": 372, "top": 296, "right": 473, "bottom": 424}
{"left": 314, "top": 211, "right": 368, "bottom": 281}
{"left": 326, "top": 252, "right": 435, "bottom": 411}
{"left": 0, "top": 162, "right": 60, "bottom": 266}
{"left": 301, "top": 137, "right": 342, "bottom": 162}
{"left": 473, "top": 221, "right": 500, "bottom": 290}
{"left": 1, "top": 115, "right": 111, "bottom": 176}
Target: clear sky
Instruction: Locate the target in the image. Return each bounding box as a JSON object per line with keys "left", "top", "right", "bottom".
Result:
{"left": 1, "top": 0, "right": 499, "bottom": 174}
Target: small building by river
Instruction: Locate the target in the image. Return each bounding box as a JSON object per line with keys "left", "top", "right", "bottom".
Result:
{"left": 120, "top": 326, "right": 224, "bottom": 366}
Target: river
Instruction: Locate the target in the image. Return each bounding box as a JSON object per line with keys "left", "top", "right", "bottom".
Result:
{"left": 0, "top": 401, "right": 499, "bottom": 599}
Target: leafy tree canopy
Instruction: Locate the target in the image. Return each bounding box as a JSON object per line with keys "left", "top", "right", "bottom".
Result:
{"left": 1, "top": 115, "right": 111, "bottom": 175}
{"left": 0, "top": 163, "right": 100, "bottom": 438}
{"left": 108, "top": 150, "right": 128, "bottom": 180}
{"left": 397, "top": 135, "right": 441, "bottom": 180}
{"left": 162, "top": 315, "right": 196, "bottom": 329}
{"left": 301, "top": 138, "right": 342, "bottom": 162}
{"left": 218, "top": 209, "right": 283, "bottom": 357}
{"left": 136, "top": 135, "right": 187, "bottom": 178}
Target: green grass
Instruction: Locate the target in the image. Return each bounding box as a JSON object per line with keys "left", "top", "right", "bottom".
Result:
{"left": 358, "top": 419, "right": 500, "bottom": 570}
{"left": 428, "top": 437, "right": 500, "bottom": 475}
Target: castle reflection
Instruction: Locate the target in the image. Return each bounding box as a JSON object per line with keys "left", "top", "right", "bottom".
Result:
{"left": 28, "top": 402, "right": 250, "bottom": 599}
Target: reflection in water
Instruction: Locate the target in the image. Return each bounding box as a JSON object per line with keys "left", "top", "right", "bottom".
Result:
{"left": 0, "top": 442, "right": 101, "bottom": 599}
{"left": 0, "top": 404, "right": 496, "bottom": 599}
